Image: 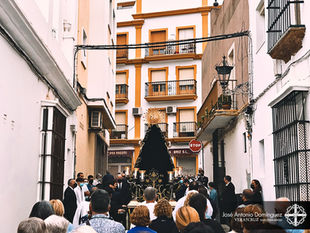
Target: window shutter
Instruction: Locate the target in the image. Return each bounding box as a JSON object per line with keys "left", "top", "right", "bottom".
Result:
{"left": 179, "top": 68, "right": 194, "bottom": 80}
{"left": 178, "top": 28, "right": 194, "bottom": 40}
{"left": 116, "top": 73, "right": 126, "bottom": 84}
{"left": 115, "top": 112, "right": 126, "bottom": 124}
{"left": 180, "top": 109, "right": 194, "bottom": 122}
{"left": 151, "top": 70, "right": 166, "bottom": 82}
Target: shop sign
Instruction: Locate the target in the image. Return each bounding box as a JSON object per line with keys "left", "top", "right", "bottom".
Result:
{"left": 169, "top": 148, "right": 193, "bottom": 156}
{"left": 108, "top": 150, "right": 133, "bottom": 157}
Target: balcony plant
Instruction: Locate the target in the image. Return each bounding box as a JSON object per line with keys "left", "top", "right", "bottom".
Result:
{"left": 218, "top": 94, "right": 232, "bottom": 110}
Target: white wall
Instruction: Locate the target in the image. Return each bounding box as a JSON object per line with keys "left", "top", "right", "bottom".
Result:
{"left": 249, "top": 0, "right": 310, "bottom": 201}
{"left": 223, "top": 116, "right": 250, "bottom": 194}
{"left": 15, "top": 0, "right": 77, "bottom": 85}
{"left": 0, "top": 35, "right": 56, "bottom": 232}
{"left": 87, "top": 0, "right": 116, "bottom": 105}
{"left": 142, "top": 0, "right": 201, "bottom": 13}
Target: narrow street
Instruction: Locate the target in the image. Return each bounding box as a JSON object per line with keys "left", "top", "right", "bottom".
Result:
{"left": 1, "top": 0, "right": 309, "bottom": 232}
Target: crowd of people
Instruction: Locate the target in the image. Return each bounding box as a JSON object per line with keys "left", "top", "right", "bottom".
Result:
{"left": 17, "top": 169, "right": 309, "bottom": 233}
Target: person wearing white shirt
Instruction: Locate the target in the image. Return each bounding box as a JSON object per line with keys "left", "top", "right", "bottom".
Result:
{"left": 140, "top": 187, "right": 157, "bottom": 221}
{"left": 172, "top": 181, "right": 213, "bottom": 221}
{"left": 74, "top": 177, "right": 86, "bottom": 206}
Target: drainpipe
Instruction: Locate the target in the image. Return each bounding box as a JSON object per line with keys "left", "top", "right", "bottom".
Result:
{"left": 247, "top": 32, "right": 254, "bottom": 182}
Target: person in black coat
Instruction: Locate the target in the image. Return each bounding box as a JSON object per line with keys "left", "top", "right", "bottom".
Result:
{"left": 63, "top": 178, "right": 77, "bottom": 223}
{"left": 188, "top": 193, "right": 225, "bottom": 233}
{"left": 220, "top": 175, "right": 237, "bottom": 226}
{"left": 251, "top": 179, "right": 263, "bottom": 206}
{"left": 149, "top": 199, "right": 179, "bottom": 233}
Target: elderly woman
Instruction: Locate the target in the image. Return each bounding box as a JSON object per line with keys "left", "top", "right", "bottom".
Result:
{"left": 18, "top": 217, "right": 48, "bottom": 233}
{"left": 149, "top": 199, "right": 178, "bottom": 233}
{"left": 175, "top": 206, "right": 200, "bottom": 232}
{"left": 128, "top": 205, "right": 157, "bottom": 233}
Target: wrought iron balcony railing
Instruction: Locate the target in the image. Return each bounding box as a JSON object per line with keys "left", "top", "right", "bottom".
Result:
{"left": 145, "top": 42, "right": 196, "bottom": 57}
{"left": 173, "top": 122, "right": 197, "bottom": 137}
{"left": 145, "top": 79, "right": 196, "bottom": 98}
{"left": 116, "top": 84, "right": 128, "bottom": 100}
{"left": 116, "top": 49, "right": 128, "bottom": 59}
{"left": 197, "top": 81, "right": 238, "bottom": 129}
{"left": 110, "top": 124, "right": 128, "bottom": 139}
{"left": 267, "top": 0, "right": 305, "bottom": 61}
{"left": 145, "top": 123, "right": 168, "bottom": 137}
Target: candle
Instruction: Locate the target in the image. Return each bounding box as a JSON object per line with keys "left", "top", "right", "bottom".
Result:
{"left": 134, "top": 168, "right": 139, "bottom": 179}
{"left": 140, "top": 170, "right": 146, "bottom": 181}
{"left": 168, "top": 171, "right": 173, "bottom": 181}
{"left": 178, "top": 167, "right": 183, "bottom": 176}
{"left": 174, "top": 168, "right": 178, "bottom": 177}
{"left": 125, "top": 167, "right": 130, "bottom": 176}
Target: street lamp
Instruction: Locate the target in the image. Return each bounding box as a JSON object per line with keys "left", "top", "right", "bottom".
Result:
{"left": 215, "top": 56, "right": 234, "bottom": 91}
{"left": 213, "top": 0, "right": 219, "bottom": 7}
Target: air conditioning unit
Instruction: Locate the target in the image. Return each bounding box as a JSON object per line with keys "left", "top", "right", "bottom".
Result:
{"left": 90, "top": 111, "right": 102, "bottom": 128}
{"left": 132, "top": 107, "right": 142, "bottom": 116}
{"left": 166, "top": 106, "right": 177, "bottom": 114}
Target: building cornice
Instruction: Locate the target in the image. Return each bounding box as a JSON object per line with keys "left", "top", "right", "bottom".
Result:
{"left": 117, "top": 19, "right": 145, "bottom": 28}
{"left": 0, "top": 1, "right": 81, "bottom": 111}
{"left": 117, "top": 54, "right": 202, "bottom": 65}
{"left": 132, "top": 6, "right": 217, "bottom": 19}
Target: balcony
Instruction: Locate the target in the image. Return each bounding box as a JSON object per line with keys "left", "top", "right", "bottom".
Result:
{"left": 145, "top": 123, "right": 168, "bottom": 137}
{"left": 173, "top": 122, "right": 197, "bottom": 138}
{"left": 144, "top": 42, "right": 197, "bottom": 61}
{"left": 145, "top": 79, "right": 197, "bottom": 102}
{"left": 116, "top": 84, "right": 129, "bottom": 104}
{"left": 267, "top": 0, "right": 305, "bottom": 62}
{"left": 116, "top": 49, "right": 128, "bottom": 60}
{"left": 197, "top": 82, "right": 238, "bottom": 141}
{"left": 110, "top": 124, "right": 128, "bottom": 139}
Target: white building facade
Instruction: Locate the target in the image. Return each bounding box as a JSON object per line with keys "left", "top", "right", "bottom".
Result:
{"left": 250, "top": 0, "right": 310, "bottom": 201}
{"left": 0, "top": 0, "right": 80, "bottom": 231}
{"left": 199, "top": 0, "right": 310, "bottom": 201}
{"left": 110, "top": 0, "right": 214, "bottom": 176}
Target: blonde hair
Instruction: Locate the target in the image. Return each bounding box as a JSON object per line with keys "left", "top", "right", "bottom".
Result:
{"left": 175, "top": 206, "right": 200, "bottom": 231}
{"left": 49, "top": 199, "right": 64, "bottom": 216}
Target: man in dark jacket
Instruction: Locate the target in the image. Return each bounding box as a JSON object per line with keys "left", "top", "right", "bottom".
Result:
{"left": 220, "top": 175, "right": 237, "bottom": 226}
{"left": 63, "top": 178, "right": 77, "bottom": 223}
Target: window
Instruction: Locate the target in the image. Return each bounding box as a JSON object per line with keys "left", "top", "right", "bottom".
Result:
{"left": 112, "top": 112, "right": 128, "bottom": 139}
{"left": 178, "top": 67, "right": 195, "bottom": 94}
{"left": 150, "top": 30, "right": 167, "bottom": 55}
{"left": 176, "top": 108, "right": 196, "bottom": 137}
{"left": 117, "top": 33, "right": 128, "bottom": 58}
{"left": 81, "top": 29, "right": 87, "bottom": 68}
{"left": 256, "top": 0, "right": 265, "bottom": 51}
{"left": 177, "top": 27, "right": 195, "bottom": 53}
{"left": 116, "top": 72, "right": 128, "bottom": 99}
{"left": 258, "top": 139, "right": 265, "bottom": 176}
{"left": 150, "top": 69, "right": 167, "bottom": 95}
{"left": 272, "top": 91, "right": 310, "bottom": 201}
{"left": 39, "top": 107, "right": 66, "bottom": 200}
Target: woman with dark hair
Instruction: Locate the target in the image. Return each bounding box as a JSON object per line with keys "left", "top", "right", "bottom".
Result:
{"left": 188, "top": 193, "right": 225, "bottom": 233}
{"left": 29, "top": 201, "right": 55, "bottom": 220}
{"left": 149, "top": 199, "right": 178, "bottom": 233}
{"left": 128, "top": 205, "right": 156, "bottom": 233}
{"left": 250, "top": 179, "right": 263, "bottom": 206}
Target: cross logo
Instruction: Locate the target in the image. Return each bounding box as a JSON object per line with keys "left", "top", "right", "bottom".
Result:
{"left": 285, "top": 204, "right": 307, "bottom": 227}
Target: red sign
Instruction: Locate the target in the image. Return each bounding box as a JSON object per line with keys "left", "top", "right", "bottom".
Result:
{"left": 189, "top": 139, "right": 202, "bottom": 153}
